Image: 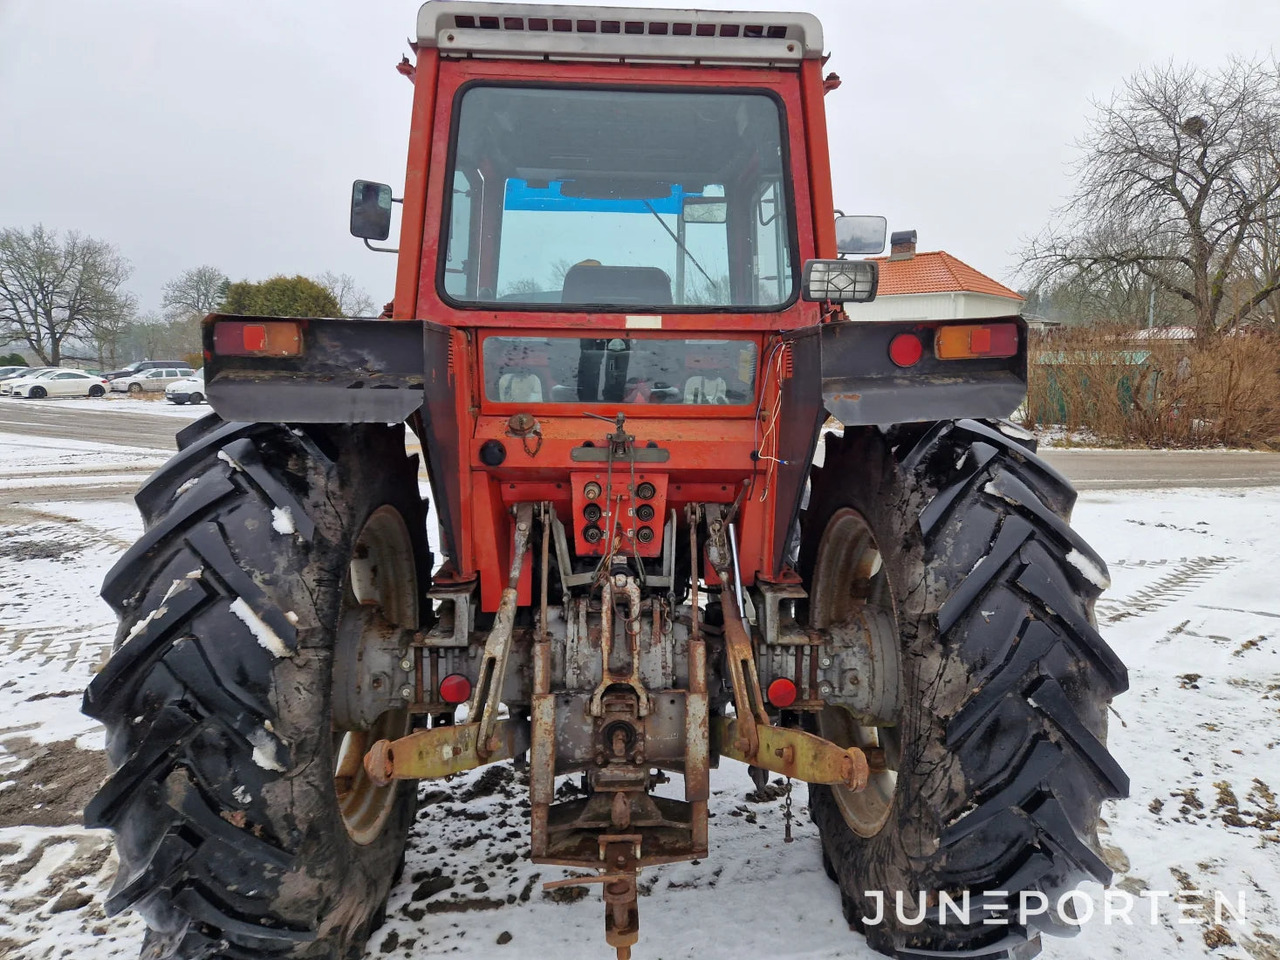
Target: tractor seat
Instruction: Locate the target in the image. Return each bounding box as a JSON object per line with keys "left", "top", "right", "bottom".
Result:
{"left": 684, "top": 375, "right": 728, "bottom": 404}
{"left": 561, "top": 264, "right": 672, "bottom": 307}
{"left": 498, "top": 372, "right": 544, "bottom": 403}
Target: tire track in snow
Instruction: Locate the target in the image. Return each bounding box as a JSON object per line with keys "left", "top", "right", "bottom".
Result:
{"left": 1095, "top": 555, "right": 1240, "bottom": 623}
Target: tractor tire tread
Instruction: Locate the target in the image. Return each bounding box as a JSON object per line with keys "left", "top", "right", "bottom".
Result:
{"left": 803, "top": 420, "right": 1127, "bottom": 960}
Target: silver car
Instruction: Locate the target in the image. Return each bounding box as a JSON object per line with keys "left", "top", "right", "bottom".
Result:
{"left": 110, "top": 366, "right": 195, "bottom": 394}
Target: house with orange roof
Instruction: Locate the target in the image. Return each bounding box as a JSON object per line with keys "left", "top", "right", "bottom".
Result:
{"left": 847, "top": 230, "right": 1025, "bottom": 321}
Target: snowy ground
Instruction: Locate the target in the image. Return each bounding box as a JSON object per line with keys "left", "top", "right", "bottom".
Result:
{"left": 6, "top": 394, "right": 210, "bottom": 420}
{"left": 0, "top": 426, "right": 1277, "bottom": 960}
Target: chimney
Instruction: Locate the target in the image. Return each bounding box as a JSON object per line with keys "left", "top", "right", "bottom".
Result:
{"left": 889, "top": 229, "right": 917, "bottom": 260}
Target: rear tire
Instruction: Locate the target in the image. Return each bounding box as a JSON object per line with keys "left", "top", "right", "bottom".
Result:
{"left": 83, "top": 418, "right": 430, "bottom": 959}
{"left": 189, "top": 392, "right": 205, "bottom": 404}
{"left": 89, "top": 384, "right": 105, "bottom": 397}
{"left": 799, "top": 420, "right": 1128, "bottom": 959}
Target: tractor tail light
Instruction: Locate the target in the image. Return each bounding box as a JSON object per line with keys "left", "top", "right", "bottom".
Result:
{"left": 934, "top": 323, "right": 1019, "bottom": 360}
{"left": 213, "top": 320, "right": 303, "bottom": 357}
{"left": 439, "top": 674, "right": 471, "bottom": 705}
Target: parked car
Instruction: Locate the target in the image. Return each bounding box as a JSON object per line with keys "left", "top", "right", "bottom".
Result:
{"left": 0, "top": 365, "right": 30, "bottom": 380}
{"left": 102, "top": 360, "right": 189, "bottom": 381}
{"left": 0, "top": 365, "right": 54, "bottom": 384}
{"left": 110, "top": 366, "right": 195, "bottom": 393}
{"left": 5, "top": 368, "right": 109, "bottom": 399}
{"left": 1, "top": 369, "right": 55, "bottom": 396}
{"left": 164, "top": 369, "right": 206, "bottom": 405}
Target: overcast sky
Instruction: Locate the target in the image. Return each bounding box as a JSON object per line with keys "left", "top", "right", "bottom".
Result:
{"left": 2, "top": 0, "right": 1277, "bottom": 314}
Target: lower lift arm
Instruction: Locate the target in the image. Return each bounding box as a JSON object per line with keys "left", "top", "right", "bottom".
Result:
{"left": 702, "top": 505, "right": 869, "bottom": 792}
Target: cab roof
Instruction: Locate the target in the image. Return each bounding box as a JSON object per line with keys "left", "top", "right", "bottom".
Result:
{"left": 416, "top": 1, "right": 823, "bottom": 64}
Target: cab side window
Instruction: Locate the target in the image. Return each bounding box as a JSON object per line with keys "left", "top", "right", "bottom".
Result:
{"left": 751, "top": 180, "right": 790, "bottom": 306}
{"left": 444, "top": 169, "right": 476, "bottom": 299}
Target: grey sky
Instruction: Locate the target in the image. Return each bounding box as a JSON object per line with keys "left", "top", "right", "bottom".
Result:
{"left": 2, "top": 0, "right": 1277, "bottom": 314}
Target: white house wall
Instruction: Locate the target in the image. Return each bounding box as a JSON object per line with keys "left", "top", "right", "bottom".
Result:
{"left": 844, "top": 291, "right": 1023, "bottom": 321}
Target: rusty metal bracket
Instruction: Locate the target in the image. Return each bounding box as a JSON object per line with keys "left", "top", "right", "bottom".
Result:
{"left": 711, "top": 715, "right": 868, "bottom": 791}
{"left": 719, "top": 574, "right": 772, "bottom": 760}
{"left": 588, "top": 573, "right": 650, "bottom": 718}
{"left": 364, "top": 718, "right": 530, "bottom": 784}
{"left": 702, "top": 504, "right": 770, "bottom": 761}
{"left": 467, "top": 502, "right": 534, "bottom": 757}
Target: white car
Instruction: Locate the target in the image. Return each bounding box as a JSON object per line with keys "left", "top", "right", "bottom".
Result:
{"left": 5, "top": 368, "right": 109, "bottom": 399}
{"left": 165, "top": 370, "right": 206, "bottom": 405}
{"left": 111, "top": 366, "right": 195, "bottom": 393}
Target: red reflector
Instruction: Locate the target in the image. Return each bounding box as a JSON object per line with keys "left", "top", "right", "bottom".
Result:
{"left": 439, "top": 673, "right": 471, "bottom": 705}
{"left": 766, "top": 677, "right": 797, "bottom": 708}
{"left": 989, "top": 323, "right": 1019, "bottom": 356}
{"left": 888, "top": 333, "right": 923, "bottom": 367}
{"left": 243, "top": 324, "right": 268, "bottom": 351}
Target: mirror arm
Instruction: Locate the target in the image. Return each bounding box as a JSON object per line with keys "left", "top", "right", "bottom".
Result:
{"left": 363, "top": 239, "right": 399, "bottom": 255}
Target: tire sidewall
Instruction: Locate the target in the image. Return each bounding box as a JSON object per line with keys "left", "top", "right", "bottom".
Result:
{"left": 257, "top": 425, "right": 423, "bottom": 938}
{"left": 800, "top": 428, "right": 960, "bottom": 940}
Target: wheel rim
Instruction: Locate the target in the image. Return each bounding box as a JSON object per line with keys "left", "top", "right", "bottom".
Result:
{"left": 810, "top": 507, "right": 901, "bottom": 838}
{"left": 332, "top": 505, "right": 417, "bottom": 845}
{"left": 128, "top": 383, "right": 141, "bottom": 393}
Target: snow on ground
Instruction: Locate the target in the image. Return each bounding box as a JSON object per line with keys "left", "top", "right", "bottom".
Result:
{"left": 0, "top": 433, "right": 1277, "bottom": 960}
{"left": 1, "top": 394, "right": 208, "bottom": 419}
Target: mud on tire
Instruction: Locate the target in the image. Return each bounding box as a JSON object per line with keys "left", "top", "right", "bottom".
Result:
{"left": 83, "top": 415, "right": 429, "bottom": 959}
{"left": 799, "top": 419, "right": 1129, "bottom": 959}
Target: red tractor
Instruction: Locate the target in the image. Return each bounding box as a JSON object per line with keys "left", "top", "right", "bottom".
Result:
{"left": 84, "top": 4, "right": 1127, "bottom": 959}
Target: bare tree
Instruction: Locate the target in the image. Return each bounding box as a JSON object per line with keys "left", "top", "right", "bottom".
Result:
{"left": 1022, "top": 58, "right": 1280, "bottom": 338}
{"left": 121, "top": 311, "right": 200, "bottom": 362}
{"left": 163, "top": 265, "right": 229, "bottom": 320}
{"left": 316, "top": 271, "right": 375, "bottom": 317}
{"left": 0, "top": 225, "right": 135, "bottom": 365}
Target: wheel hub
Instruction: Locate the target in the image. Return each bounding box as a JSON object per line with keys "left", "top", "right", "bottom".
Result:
{"left": 331, "top": 505, "right": 418, "bottom": 845}
{"left": 810, "top": 507, "right": 903, "bottom": 838}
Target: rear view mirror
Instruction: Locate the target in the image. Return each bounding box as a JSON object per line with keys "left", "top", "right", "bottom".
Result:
{"left": 350, "top": 180, "right": 393, "bottom": 241}
{"left": 835, "top": 215, "right": 887, "bottom": 256}
{"left": 683, "top": 197, "right": 727, "bottom": 224}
